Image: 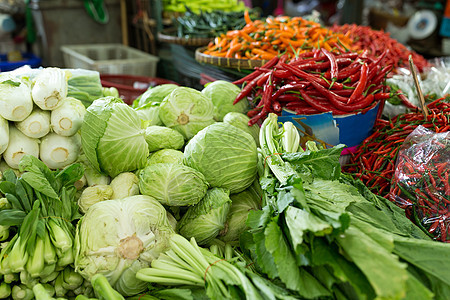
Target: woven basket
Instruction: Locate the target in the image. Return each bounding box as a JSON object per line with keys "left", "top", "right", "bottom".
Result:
{"left": 195, "top": 47, "right": 269, "bottom": 70}
{"left": 157, "top": 28, "right": 213, "bottom": 47}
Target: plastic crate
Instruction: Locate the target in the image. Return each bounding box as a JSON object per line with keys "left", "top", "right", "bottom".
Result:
{"left": 60, "top": 44, "right": 159, "bottom": 77}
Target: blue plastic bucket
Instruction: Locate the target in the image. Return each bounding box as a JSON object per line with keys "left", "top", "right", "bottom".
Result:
{"left": 278, "top": 102, "right": 381, "bottom": 151}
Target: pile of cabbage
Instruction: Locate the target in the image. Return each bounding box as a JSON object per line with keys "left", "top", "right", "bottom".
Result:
{"left": 64, "top": 81, "right": 261, "bottom": 296}
{"left": 0, "top": 67, "right": 104, "bottom": 173}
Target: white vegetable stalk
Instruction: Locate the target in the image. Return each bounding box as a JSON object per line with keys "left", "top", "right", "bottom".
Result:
{"left": 15, "top": 108, "right": 50, "bottom": 139}
{"left": 0, "top": 115, "right": 9, "bottom": 155}
{"left": 40, "top": 132, "right": 81, "bottom": 170}
{"left": 0, "top": 75, "right": 33, "bottom": 121}
{"left": 3, "top": 126, "right": 39, "bottom": 169}
{"left": 31, "top": 67, "right": 68, "bottom": 110}
{"left": 50, "top": 97, "right": 86, "bottom": 136}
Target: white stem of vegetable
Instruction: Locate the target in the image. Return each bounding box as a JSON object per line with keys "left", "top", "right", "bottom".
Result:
{"left": 50, "top": 97, "right": 86, "bottom": 136}
{"left": 40, "top": 132, "right": 81, "bottom": 169}
{"left": 15, "top": 108, "right": 51, "bottom": 139}
{"left": 31, "top": 67, "right": 68, "bottom": 110}
{"left": 0, "top": 115, "right": 9, "bottom": 155}
{"left": 0, "top": 75, "right": 33, "bottom": 121}
{"left": 3, "top": 126, "right": 39, "bottom": 169}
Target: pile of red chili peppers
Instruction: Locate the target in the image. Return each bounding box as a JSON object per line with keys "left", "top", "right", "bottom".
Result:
{"left": 233, "top": 49, "right": 392, "bottom": 126}
{"left": 343, "top": 97, "right": 450, "bottom": 242}
{"left": 330, "top": 24, "right": 431, "bottom": 73}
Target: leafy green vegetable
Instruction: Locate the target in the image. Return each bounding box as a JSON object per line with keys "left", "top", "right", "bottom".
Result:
{"left": 138, "top": 163, "right": 208, "bottom": 206}
{"left": 80, "top": 96, "right": 149, "bottom": 177}
{"left": 159, "top": 87, "right": 215, "bottom": 140}
{"left": 75, "top": 195, "right": 175, "bottom": 296}
{"left": 202, "top": 81, "right": 248, "bottom": 121}
{"left": 184, "top": 122, "right": 258, "bottom": 193}
{"left": 134, "top": 84, "right": 179, "bottom": 108}
{"left": 177, "top": 187, "right": 232, "bottom": 245}
{"left": 223, "top": 112, "right": 259, "bottom": 145}
{"left": 243, "top": 113, "right": 450, "bottom": 300}
{"left": 144, "top": 126, "right": 184, "bottom": 153}
{"left": 147, "top": 149, "right": 184, "bottom": 165}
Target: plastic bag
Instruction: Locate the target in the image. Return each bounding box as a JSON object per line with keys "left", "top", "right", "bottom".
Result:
{"left": 389, "top": 125, "right": 450, "bottom": 242}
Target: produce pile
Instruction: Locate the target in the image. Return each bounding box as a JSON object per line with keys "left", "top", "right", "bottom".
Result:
{"left": 343, "top": 97, "right": 450, "bottom": 242}
{"left": 162, "top": 0, "right": 246, "bottom": 14}
{"left": 232, "top": 48, "right": 391, "bottom": 125}
{"left": 0, "top": 63, "right": 448, "bottom": 300}
{"left": 330, "top": 24, "right": 430, "bottom": 73}
{"left": 203, "top": 12, "right": 355, "bottom": 60}
{"left": 0, "top": 68, "right": 87, "bottom": 172}
{"left": 172, "top": 7, "right": 260, "bottom": 39}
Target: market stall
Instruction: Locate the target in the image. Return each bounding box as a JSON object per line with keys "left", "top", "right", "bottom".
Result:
{"left": 0, "top": 0, "right": 449, "bottom": 299}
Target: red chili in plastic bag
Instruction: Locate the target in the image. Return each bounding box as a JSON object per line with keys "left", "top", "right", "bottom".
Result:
{"left": 389, "top": 125, "right": 450, "bottom": 242}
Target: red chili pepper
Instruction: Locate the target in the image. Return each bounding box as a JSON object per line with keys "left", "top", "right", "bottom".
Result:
{"left": 321, "top": 48, "right": 338, "bottom": 81}
{"left": 298, "top": 90, "right": 346, "bottom": 114}
{"left": 347, "top": 63, "right": 369, "bottom": 104}
{"left": 277, "top": 94, "right": 302, "bottom": 102}
{"left": 396, "top": 90, "right": 418, "bottom": 110}
{"left": 234, "top": 73, "right": 265, "bottom": 104}
{"left": 281, "top": 63, "right": 344, "bottom": 90}
{"left": 272, "top": 83, "right": 309, "bottom": 100}
{"left": 233, "top": 56, "right": 279, "bottom": 85}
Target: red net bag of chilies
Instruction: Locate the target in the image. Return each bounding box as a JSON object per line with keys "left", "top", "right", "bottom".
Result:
{"left": 389, "top": 125, "right": 450, "bottom": 242}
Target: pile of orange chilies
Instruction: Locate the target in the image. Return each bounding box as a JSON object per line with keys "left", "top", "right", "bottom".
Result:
{"left": 203, "top": 11, "right": 357, "bottom": 60}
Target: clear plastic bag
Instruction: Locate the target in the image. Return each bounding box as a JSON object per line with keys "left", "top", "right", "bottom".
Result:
{"left": 389, "top": 125, "right": 450, "bottom": 242}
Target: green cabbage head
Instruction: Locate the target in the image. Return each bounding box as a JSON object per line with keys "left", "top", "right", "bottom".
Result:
{"left": 202, "top": 80, "right": 248, "bottom": 121}
{"left": 147, "top": 149, "right": 184, "bottom": 165}
{"left": 81, "top": 96, "right": 149, "bottom": 177}
{"left": 223, "top": 112, "right": 260, "bottom": 145}
{"left": 138, "top": 163, "right": 208, "bottom": 206}
{"left": 218, "top": 181, "right": 262, "bottom": 244}
{"left": 74, "top": 195, "right": 174, "bottom": 296}
{"left": 183, "top": 122, "right": 258, "bottom": 193}
{"left": 134, "top": 84, "right": 179, "bottom": 107}
{"left": 177, "top": 187, "right": 232, "bottom": 245}
{"left": 134, "top": 102, "right": 162, "bottom": 126}
{"left": 159, "top": 87, "right": 215, "bottom": 140}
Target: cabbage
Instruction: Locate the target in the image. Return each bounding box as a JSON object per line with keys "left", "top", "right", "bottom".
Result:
{"left": 183, "top": 122, "right": 258, "bottom": 193}
{"left": 74, "top": 195, "right": 174, "bottom": 296}
{"left": 159, "top": 87, "right": 215, "bottom": 140}
{"left": 135, "top": 84, "right": 179, "bottom": 108}
{"left": 177, "top": 187, "right": 232, "bottom": 245}
{"left": 218, "top": 181, "right": 262, "bottom": 244}
{"left": 134, "top": 102, "right": 162, "bottom": 126}
{"left": 223, "top": 112, "right": 260, "bottom": 145}
{"left": 77, "top": 184, "right": 113, "bottom": 213}
{"left": 147, "top": 149, "right": 184, "bottom": 165}
{"left": 110, "top": 172, "right": 140, "bottom": 200}
{"left": 144, "top": 126, "right": 184, "bottom": 153}
{"left": 202, "top": 80, "right": 248, "bottom": 121}
{"left": 138, "top": 163, "right": 208, "bottom": 206}
{"left": 80, "top": 96, "right": 149, "bottom": 177}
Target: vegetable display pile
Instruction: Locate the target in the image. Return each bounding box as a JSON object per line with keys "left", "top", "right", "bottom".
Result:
{"left": 0, "top": 58, "right": 449, "bottom": 299}
{"left": 330, "top": 24, "right": 430, "bottom": 72}
{"left": 0, "top": 68, "right": 86, "bottom": 172}
{"left": 172, "top": 7, "right": 260, "bottom": 38}
{"left": 232, "top": 49, "right": 391, "bottom": 125}
{"left": 162, "top": 0, "right": 246, "bottom": 14}
{"left": 203, "top": 12, "right": 356, "bottom": 60}
{"left": 247, "top": 114, "right": 450, "bottom": 299}
{"left": 343, "top": 97, "right": 450, "bottom": 198}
